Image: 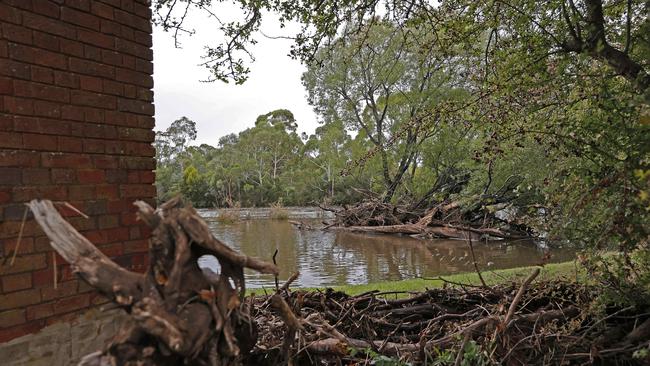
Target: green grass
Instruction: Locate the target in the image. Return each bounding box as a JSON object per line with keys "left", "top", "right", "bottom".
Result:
{"left": 309, "top": 261, "right": 583, "bottom": 296}
{"left": 247, "top": 261, "right": 585, "bottom": 297}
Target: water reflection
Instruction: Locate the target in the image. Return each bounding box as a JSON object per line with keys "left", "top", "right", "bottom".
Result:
{"left": 205, "top": 218, "right": 575, "bottom": 288}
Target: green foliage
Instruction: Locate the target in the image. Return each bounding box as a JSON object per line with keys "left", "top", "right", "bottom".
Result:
{"left": 153, "top": 0, "right": 650, "bottom": 302}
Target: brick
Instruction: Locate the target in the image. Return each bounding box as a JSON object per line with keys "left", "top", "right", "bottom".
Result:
{"left": 33, "top": 0, "right": 60, "bottom": 18}
{"left": 0, "top": 149, "right": 40, "bottom": 167}
{"left": 26, "top": 302, "right": 54, "bottom": 320}
{"left": 99, "top": 243, "right": 123, "bottom": 257}
{"left": 3, "top": 203, "right": 33, "bottom": 220}
{"left": 32, "top": 268, "right": 53, "bottom": 287}
{"left": 31, "top": 66, "right": 55, "bottom": 84}
{"left": 0, "top": 131, "right": 22, "bottom": 149}
{"left": 0, "top": 309, "right": 26, "bottom": 327}
{"left": 84, "top": 107, "right": 104, "bottom": 123}
{"left": 79, "top": 75, "right": 103, "bottom": 92}
{"left": 60, "top": 39, "right": 84, "bottom": 57}
{"left": 139, "top": 170, "right": 155, "bottom": 184}
{"left": 101, "top": 51, "right": 122, "bottom": 69}
{"left": 96, "top": 184, "right": 118, "bottom": 199}
{"left": 60, "top": 105, "right": 84, "bottom": 121}
{"left": 33, "top": 31, "right": 60, "bottom": 52}
{"left": 114, "top": 8, "right": 151, "bottom": 33}
{"left": 103, "top": 79, "right": 123, "bottom": 95}
{"left": 58, "top": 135, "right": 83, "bottom": 152}
{"left": 0, "top": 221, "right": 42, "bottom": 239}
{"left": 0, "top": 190, "right": 10, "bottom": 203}
{"left": 24, "top": 12, "right": 76, "bottom": 38}
{"left": 84, "top": 200, "right": 107, "bottom": 215}
{"left": 42, "top": 152, "right": 92, "bottom": 168}
{"left": 83, "top": 44, "right": 102, "bottom": 61}
{"left": 118, "top": 127, "right": 154, "bottom": 142}
{"left": 91, "top": 1, "right": 114, "bottom": 19}
{"left": 12, "top": 185, "right": 67, "bottom": 201}
{"left": 71, "top": 90, "right": 116, "bottom": 109}
{"left": 100, "top": 19, "right": 121, "bottom": 36}
{"left": 42, "top": 280, "right": 78, "bottom": 301}
{"left": 3, "top": 96, "right": 34, "bottom": 115}
{"left": 54, "top": 70, "right": 79, "bottom": 88}
{"left": 0, "top": 59, "right": 31, "bottom": 80}
{"left": 77, "top": 29, "right": 115, "bottom": 49}
{"left": 2, "top": 273, "right": 33, "bottom": 292}
{"left": 119, "top": 156, "right": 155, "bottom": 170}
{"left": 33, "top": 100, "right": 61, "bottom": 118}
{"left": 124, "top": 240, "right": 149, "bottom": 254}
{"left": 2, "top": 23, "right": 33, "bottom": 44}
{"left": 2, "top": 237, "right": 34, "bottom": 256}
{"left": 77, "top": 169, "right": 106, "bottom": 184}
{"left": 134, "top": 30, "right": 152, "bottom": 47}
{"left": 98, "top": 214, "right": 118, "bottom": 229}
{"left": 14, "top": 116, "right": 70, "bottom": 135}
{"left": 105, "top": 170, "right": 127, "bottom": 184}
{"left": 104, "top": 227, "right": 129, "bottom": 242}
{"left": 120, "top": 184, "right": 155, "bottom": 198}
{"left": 106, "top": 199, "right": 129, "bottom": 213}
{"left": 115, "top": 68, "right": 153, "bottom": 88}
{"left": 0, "top": 77, "right": 13, "bottom": 95}
{"left": 93, "top": 155, "right": 119, "bottom": 169}
{"left": 0, "top": 288, "right": 41, "bottom": 310}
{"left": 8, "top": 43, "right": 68, "bottom": 70}
{"left": 22, "top": 133, "right": 58, "bottom": 151}
{"left": 22, "top": 168, "right": 51, "bottom": 185}
{"left": 51, "top": 168, "right": 76, "bottom": 184}
{"left": 82, "top": 138, "right": 105, "bottom": 153}
{"left": 0, "top": 3, "right": 22, "bottom": 24}
{"left": 69, "top": 57, "right": 115, "bottom": 79}
{"left": 83, "top": 123, "right": 116, "bottom": 139}
{"left": 0, "top": 167, "right": 21, "bottom": 185}
{"left": 65, "top": 0, "right": 90, "bottom": 11}
{"left": 68, "top": 185, "right": 95, "bottom": 200}
{"left": 120, "top": 211, "right": 138, "bottom": 225}
{"left": 61, "top": 7, "right": 100, "bottom": 30}
{"left": 13, "top": 80, "right": 70, "bottom": 103}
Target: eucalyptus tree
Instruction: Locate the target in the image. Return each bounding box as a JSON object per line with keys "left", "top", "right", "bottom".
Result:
{"left": 303, "top": 21, "right": 465, "bottom": 201}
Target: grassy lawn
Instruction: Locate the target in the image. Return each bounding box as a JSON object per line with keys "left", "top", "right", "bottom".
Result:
{"left": 247, "top": 260, "right": 584, "bottom": 297}
{"left": 326, "top": 260, "right": 584, "bottom": 296}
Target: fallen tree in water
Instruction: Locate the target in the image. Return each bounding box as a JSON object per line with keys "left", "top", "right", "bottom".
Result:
{"left": 319, "top": 176, "right": 537, "bottom": 240}
{"left": 28, "top": 198, "right": 648, "bottom": 365}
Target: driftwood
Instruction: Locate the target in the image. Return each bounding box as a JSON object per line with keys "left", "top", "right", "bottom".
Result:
{"left": 324, "top": 198, "right": 531, "bottom": 240}
{"left": 29, "top": 198, "right": 278, "bottom": 366}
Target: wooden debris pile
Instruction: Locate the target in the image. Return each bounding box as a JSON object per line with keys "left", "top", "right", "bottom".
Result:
{"left": 248, "top": 275, "right": 650, "bottom": 365}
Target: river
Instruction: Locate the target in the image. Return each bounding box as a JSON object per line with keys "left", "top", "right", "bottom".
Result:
{"left": 197, "top": 207, "right": 576, "bottom": 289}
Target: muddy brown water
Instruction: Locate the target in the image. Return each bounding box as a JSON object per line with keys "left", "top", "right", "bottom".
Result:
{"left": 197, "top": 208, "right": 576, "bottom": 289}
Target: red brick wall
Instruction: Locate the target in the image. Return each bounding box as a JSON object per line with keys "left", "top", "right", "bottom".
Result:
{"left": 0, "top": 0, "right": 155, "bottom": 342}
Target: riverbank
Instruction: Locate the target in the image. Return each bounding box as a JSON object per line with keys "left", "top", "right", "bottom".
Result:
{"left": 332, "top": 260, "right": 583, "bottom": 295}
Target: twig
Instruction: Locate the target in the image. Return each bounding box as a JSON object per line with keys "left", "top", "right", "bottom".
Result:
{"left": 467, "top": 236, "right": 488, "bottom": 288}
{"left": 272, "top": 249, "right": 279, "bottom": 292}
{"left": 59, "top": 202, "right": 89, "bottom": 219}
{"left": 10, "top": 206, "right": 29, "bottom": 266}
{"left": 503, "top": 267, "right": 540, "bottom": 327}
{"left": 53, "top": 251, "right": 57, "bottom": 289}
{"left": 279, "top": 271, "right": 300, "bottom": 292}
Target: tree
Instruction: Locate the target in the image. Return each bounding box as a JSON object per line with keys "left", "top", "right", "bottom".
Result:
{"left": 303, "top": 21, "right": 464, "bottom": 201}
{"left": 154, "top": 116, "right": 198, "bottom": 202}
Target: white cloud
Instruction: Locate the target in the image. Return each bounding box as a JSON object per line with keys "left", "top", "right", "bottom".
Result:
{"left": 152, "top": 8, "right": 319, "bottom": 146}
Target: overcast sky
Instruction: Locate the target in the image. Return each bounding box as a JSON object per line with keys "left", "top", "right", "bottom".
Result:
{"left": 152, "top": 9, "right": 319, "bottom": 146}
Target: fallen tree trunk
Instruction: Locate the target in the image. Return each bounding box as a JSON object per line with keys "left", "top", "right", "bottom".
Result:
{"left": 29, "top": 198, "right": 278, "bottom": 366}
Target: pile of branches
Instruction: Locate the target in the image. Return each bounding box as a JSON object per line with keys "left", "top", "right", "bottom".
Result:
{"left": 321, "top": 176, "right": 534, "bottom": 240}
{"left": 249, "top": 272, "right": 650, "bottom": 365}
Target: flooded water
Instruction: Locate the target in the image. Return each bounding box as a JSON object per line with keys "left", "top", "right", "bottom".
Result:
{"left": 198, "top": 208, "right": 576, "bottom": 289}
